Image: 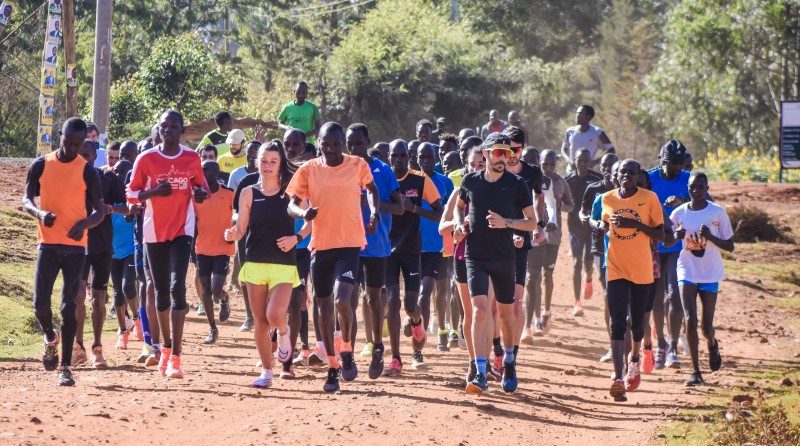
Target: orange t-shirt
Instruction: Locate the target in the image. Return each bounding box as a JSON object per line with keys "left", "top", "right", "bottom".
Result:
{"left": 194, "top": 186, "right": 235, "bottom": 256}
{"left": 36, "top": 152, "right": 90, "bottom": 247}
{"left": 601, "top": 187, "right": 664, "bottom": 284}
{"left": 286, "top": 154, "right": 373, "bottom": 251}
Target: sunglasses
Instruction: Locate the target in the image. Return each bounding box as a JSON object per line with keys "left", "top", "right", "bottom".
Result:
{"left": 489, "top": 148, "right": 512, "bottom": 158}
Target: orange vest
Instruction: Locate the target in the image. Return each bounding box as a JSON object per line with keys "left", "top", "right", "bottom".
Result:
{"left": 37, "top": 152, "right": 89, "bottom": 247}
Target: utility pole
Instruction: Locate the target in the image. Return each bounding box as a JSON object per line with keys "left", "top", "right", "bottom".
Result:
{"left": 63, "top": 0, "right": 77, "bottom": 117}
{"left": 91, "top": 0, "right": 113, "bottom": 146}
{"left": 450, "top": 0, "right": 459, "bottom": 22}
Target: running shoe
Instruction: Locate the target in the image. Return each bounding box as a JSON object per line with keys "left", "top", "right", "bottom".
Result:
{"left": 157, "top": 347, "right": 172, "bottom": 376}
{"left": 293, "top": 348, "right": 311, "bottom": 366}
{"left": 196, "top": 304, "right": 205, "bottom": 316}
{"left": 466, "top": 360, "right": 477, "bottom": 385}
{"left": 275, "top": 327, "right": 292, "bottom": 363}
{"left": 239, "top": 317, "right": 254, "bottom": 332}
{"left": 411, "top": 351, "right": 426, "bottom": 370}
{"left": 323, "top": 367, "right": 340, "bottom": 393}
{"left": 58, "top": 367, "right": 75, "bottom": 386}
{"left": 403, "top": 317, "right": 413, "bottom": 338}
{"left": 219, "top": 299, "right": 230, "bottom": 323}
{"left": 125, "top": 316, "right": 134, "bottom": 333}
{"left": 91, "top": 346, "right": 108, "bottom": 369}
{"left": 599, "top": 348, "right": 613, "bottom": 363}
{"left": 501, "top": 361, "right": 518, "bottom": 393}
{"left": 145, "top": 344, "right": 161, "bottom": 367}
{"left": 71, "top": 344, "right": 87, "bottom": 367}
{"left": 382, "top": 358, "right": 403, "bottom": 377}
{"left": 308, "top": 348, "right": 328, "bottom": 367}
{"left": 410, "top": 319, "right": 427, "bottom": 346}
{"left": 684, "top": 370, "right": 703, "bottom": 386}
{"left": 572, "top": 301, "right": 584, "bottom": 317}
{"left": 642, "top": 347, "right": 655, "bottom": 374}
{"left": 137, "top": 344, "right": 149, "bottom": 363}
{"left": 609, "top": 379, "right": 627, "bottom": 402}
{"left": 491, "top": 355, "right": 504, "bottom": 379}
{"left": 280, "top": 362, "right": 295, "bottom": 379}
{"left": 368, "top": 345, "right": 384, "bottom": 379}
{"left": 583, "top": 280, "right": 593, "bottom": 300}
{"left": 42, "top": 330, "right": 60, "bottom": 371}
{"left": 678, "top": 334, "right": 688, "bottom": 355}
{"left": 109, "top": 306, "right": 117, "bottom": 318}
{"left": 360, "top": 342, "right": 374, "bottom": 357}
{"left": 520, "top": 326, "right": 534, "bottom": 345}
{"left": 465, "top": 373, "right": 488, "bottom": 395}
{"left": 437, "top": 330, "right": 450, "bottom": 352}
{"left": 340, "top": 351, "right": 358, "bottom": 381}
{"left": 458, "top": 331, "right": 467, "bottom": 349}
{"left": 448, "top": 331, "right": 460, "bottom": 349}
{"left": 165, "top": 355, "right": 184, "bottom": 379}
{"left": 203, "top": 328, "right": 219, "bottom": 344}
{"left": 252, "top": 370, "right": 273, "bottom": 388}
{"left": 115, "top": 329, "right": 129, "bottom": 350}
{"left": 625, "top": 357, "right": 641, "bottom": 391}
{"left": 709, "top": 340, "right": 722, "bottom": 372}
{"left": 655, "top": 348, "right": 667, "bottom": 370}
{"left": 541, "top": 313, "right": 552, "bottom": 335}
{"left": 133, "top": 318, "right": 144, "bottom": 341}
{"left": 665, "top": 349, "right": 681, "bottom": 369}
{"left": 533, "top": 319, "right": 544, "bottom": 336}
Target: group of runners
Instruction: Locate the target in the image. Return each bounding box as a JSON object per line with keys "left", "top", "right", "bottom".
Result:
{"left": 25, "top": 86, "right": 735, "bottom": 402}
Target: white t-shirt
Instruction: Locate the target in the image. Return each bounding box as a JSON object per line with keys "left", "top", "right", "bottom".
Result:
{"left": 669, "top": 202, "right": 733, "bottom": 283}
{"left": 563, "top": 124, "right": 606, "bottom": 161}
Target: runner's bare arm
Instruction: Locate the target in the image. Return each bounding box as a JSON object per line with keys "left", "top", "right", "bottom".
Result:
{"left": 287, "top": 195, "right": 316, "bottom": 220}
{"left": 383, "top": 189, "right": 404, "bottom": 215}
{"left": 438, "top": 189, "right": 460, "bottom": 235}
{"left": 415, "top": 199, "right": 443, "bottom": 222}
{"left": 560, "top": 181, "right": 575, "bottom": 214}
{"left": 700, "top": 224, "right": 734, "bottom": 252}
{"left": 224, "top": 187, "right": 252, "bottom": 242}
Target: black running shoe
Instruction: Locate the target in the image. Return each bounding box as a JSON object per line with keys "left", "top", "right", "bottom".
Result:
{"left": 340, "top": 351, "right": 358, "bottom": 381}
{"left": 437, "top": 332, "right": 450, "bottom": 352}
{"left": 323, "top": 367, "right": 340, "bottom": 393}
{"left": 708, "top": 340, "right": 722, "bottom": 372}
{"left": 684, "top": 370, "right": 703, "bottom": 386}
{"left": 368, "top": 344, "right": 384, "bottom": 380}
{"left": 42, "top": 330, "right": 60, "bottom": 372}
{"left": 219, "top": 299, "right": 230, "bottom": 323}
{"left": 58, "top": 368, "right": 75, "bottom": 386}
{"left": 466, "top": 360, "right": 477, "bottom": 385}
{"left": 203, "top": 328, "right": 218, "bottom": 344}
{"left": 411, "top": 351, "right": 426, "bottom": 370}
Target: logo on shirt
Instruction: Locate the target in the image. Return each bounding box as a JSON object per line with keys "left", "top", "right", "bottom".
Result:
{"left": 405, "top": 189, "right": 419, "bottom": 198}
{"left": 611, "top": 208, "right": 641, "bottom": 240}
{"left": 156, "top": 165, "right": 190, "bottom": 190}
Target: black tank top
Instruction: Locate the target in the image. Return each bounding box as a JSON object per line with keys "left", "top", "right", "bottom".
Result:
{"left": 244, "top": 186, "right": 295, "bottom": 266}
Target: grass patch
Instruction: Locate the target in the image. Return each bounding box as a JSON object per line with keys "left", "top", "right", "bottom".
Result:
{"left": 775, "top": 271, "right": 800, "bottom": 287}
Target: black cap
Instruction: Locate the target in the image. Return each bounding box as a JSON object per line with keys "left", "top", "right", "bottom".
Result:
{"left": 482, "top": 132, "right": 512, "bottom": 148}
{"left": 660, "top": 139, "right": 687, "bottom": 163}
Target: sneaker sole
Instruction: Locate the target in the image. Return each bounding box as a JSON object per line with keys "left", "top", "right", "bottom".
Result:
{"left": 465, "top": 383, "right": 485, "bottom": 395}
{"left": 411, "top": 362, "right": 428, "bottom": 371}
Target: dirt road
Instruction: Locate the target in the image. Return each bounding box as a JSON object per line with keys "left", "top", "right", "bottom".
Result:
{"left": 0, "top": 162, "right": 797, "bottom": 446}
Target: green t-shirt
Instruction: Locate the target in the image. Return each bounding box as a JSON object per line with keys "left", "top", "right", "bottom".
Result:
{"left": 198, "top": 130, "right": 230, "bottom": 157}
{"left": 277, "top": 100, "right": 321, "bottom": 142}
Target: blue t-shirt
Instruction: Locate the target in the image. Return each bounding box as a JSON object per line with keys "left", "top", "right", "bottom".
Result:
{"left": 647, "top": 168, "right": 690, "bottom": 253}
{"left": 293, "top": 218, "right": 311, "bottom": 249}
{"left": 421, "top": 171, "right": 454, "bottom": 253}
{"left": 361, "top": 157, "right": 399, "bottom": 258}
{"left": 112, "top": 214, "right": 135, "bottom": 259}
{"left": 591, "top": 193, "right": 609, "bottom": 270}
{"left": 227, "top": 166, "right": 251, "bottom": 192}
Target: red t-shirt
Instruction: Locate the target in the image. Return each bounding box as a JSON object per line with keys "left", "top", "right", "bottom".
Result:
{"left": 127, "top": 145, "right": 209, "bottom": 243}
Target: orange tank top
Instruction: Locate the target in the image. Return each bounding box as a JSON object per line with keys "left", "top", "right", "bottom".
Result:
{"left": 37, "top": 152, "right": 89, "bottom": 247}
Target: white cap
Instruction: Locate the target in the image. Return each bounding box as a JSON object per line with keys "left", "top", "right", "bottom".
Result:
{"left": 226, "top": 129, "right": 246, "bottom": 145}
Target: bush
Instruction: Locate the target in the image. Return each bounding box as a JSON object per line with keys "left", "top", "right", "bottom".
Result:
{"left": 714, "top": 392, "right": 800, "bottom": 446}
{"left": 700, "top": 147, "right": 800, "bottom": 183}
{"left": 727, "top": 204, "right": 789, "bottom": 243}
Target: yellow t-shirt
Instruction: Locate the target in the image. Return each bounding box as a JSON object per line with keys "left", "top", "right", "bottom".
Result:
{"left": 601, "top": 188, "right": 664, "bottom": 284}
{"left": 217, "top": 152, "right": 247, "bottom": 174}
{"left": 448, "top": 169, "right": 463, "bottom": 188}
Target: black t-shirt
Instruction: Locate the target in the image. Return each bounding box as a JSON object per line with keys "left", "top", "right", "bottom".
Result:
{"left": 511, "top": 163, "right": 543, "bottom": 247}
{"left": 565, "top": 170, "right": 604, "bottom": 229}
{"left": 244, "top": 186, "right": 296, "bottom": 265}
{"left": 87, "top": 168, "right": 125, "bottom": 254}
{"left": 582, "top": 180, "right": 614, "bottom": 218}
{"left": 389, "top": 170, "right": 431, "bottom": 255}
{"left": 459, "top": 170, "right": 533, "bottom": 261}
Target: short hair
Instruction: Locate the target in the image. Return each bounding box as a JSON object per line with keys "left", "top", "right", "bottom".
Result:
{"left": 107, "top": 141, "right": 121, "bottom": 152}
{"left": 575, "top": 148, "right": 591, "bottom": 158}
{"left": 62, "top": 117, "right": 88, "bottom": 136}
{"left": 503, "top": 126, "right": 526, "bottom": 144}
{"left": 347, "top": 123, "right": 370, "bottom": 141}
{"left": 580, "top": 104, "right": 595, "bottom": 119}
{"left": 319, "top": 121, "right": 345, "bottom": 140}
{"left": 689, "top": 171, "right": 708, "bottom": 182}
{"left": 296, "top": 81, "right": 308, "bottom": 90}
{"left": 162, "top": 109, "right": 184, "bottom": 128}
{"left": 438, "top": 133, "right": 458, "bottom": 146}
{"left": 85, "top": 122, "right": 99, "bottom": 134}
{"left": 201, "top": 144, "right": 218, "bottom": 158}
{"left": 461, "top": 136, "right": 483, "bottom": 149}
{"left": 367, "top": 147, "right": 382, "bottom": 158}
{"left": 416, "top": 119, "right": 433, "bottom": 130}
{"left": 214, "top": 111, "right": 232, "bottom": 127}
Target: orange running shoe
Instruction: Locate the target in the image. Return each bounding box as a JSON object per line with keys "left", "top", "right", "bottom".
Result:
{"left": 642, "top": 347, "right": 655, "bottom": 374}
{"left": 583, "top": 280, "right": 593, "bottom": 300}
{"left": 115, "top": 329, "right": 129, "bottom": 350}
{"left": 165, "top": 354, "right": 184, "bottom": 379}
{"left": 382, "top": 357, "right": 403, "bottom": 377}
{"left": 133, "top": 319, "right": 144, "bottom": 341}
{"left": 158, "top": 347, "right": 172, "bottom": 376}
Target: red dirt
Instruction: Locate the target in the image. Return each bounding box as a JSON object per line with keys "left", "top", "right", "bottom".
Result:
{"left": 0, "top": 162, "right": 797, "bottom": 446}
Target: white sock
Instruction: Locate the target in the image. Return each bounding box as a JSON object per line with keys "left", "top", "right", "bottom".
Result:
{"left": 316, "top": 340, "right": 325, "bottom": 351}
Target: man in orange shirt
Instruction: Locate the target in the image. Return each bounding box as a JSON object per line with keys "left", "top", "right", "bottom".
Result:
{"left": 286, "top": 121, "right": 381, "bottom": 393}
{"left": 194, "top": 161, "right": 235, "bottom": 343}
{"left": 23, "top": 118, "right": 107, "bottom": 386}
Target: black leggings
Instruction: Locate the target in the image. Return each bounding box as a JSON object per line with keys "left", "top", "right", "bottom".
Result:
{"left": 606, "top": 279, "right": 650, "bottom": 342}
{"left": 145, "top": 236, "right": 192, "bottom": 312}
{"left": 680, "top": 283, "right": 718, "bottom": 372}
{"left": 110, "top": 255, "right": 136, "bottom": 308}
{"left": 33, "top": 248, "right": 85, "bottom": 367}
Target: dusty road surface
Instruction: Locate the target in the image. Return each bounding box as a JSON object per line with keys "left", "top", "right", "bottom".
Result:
{"left": 0, "top": 161, "right": 797, "bottom": 446}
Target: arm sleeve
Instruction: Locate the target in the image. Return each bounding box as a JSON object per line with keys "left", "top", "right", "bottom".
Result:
{"left": 285, "top": 164, "right": 309, "bottom": 200}
{"left": 421, "top": 175, "right": 441, "bottom": 205}
{"left": 26, "top": 158, "right": 45, "bottom": 198}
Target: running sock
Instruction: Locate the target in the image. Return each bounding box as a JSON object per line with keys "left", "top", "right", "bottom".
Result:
{"left": 438, "top": 328, "right": 449, "bottom": 335}
{"left": 316, "top": 340, "right": 325, "bottom": 351}
{"left": 475, "top": 356, "right": 488, "bottom": 375}
{"left": 341, "top": 341, "right": 352, "bottom": 352}
{"left": 373, "top": 343, "right": 384, "bottom": 352}
{"left": 611, "top": 340, "right": 625, "bottom": 380}
{"left": 492, "top": 337, "right": 503, "bottom": 357}
{"left": 503, "top": 347, "right": 514, "bottom": 364}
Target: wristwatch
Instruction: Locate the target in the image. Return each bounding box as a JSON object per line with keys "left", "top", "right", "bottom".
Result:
{"left": 294, "top": 234, "right": 302, "bottom": 244}
{"left": 537, "top": 220, "right": 546, "bottom": 228}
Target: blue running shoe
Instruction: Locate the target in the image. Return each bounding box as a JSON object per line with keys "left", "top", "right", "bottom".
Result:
{"left": 465, "top": 373, "right": 488, "bottom": 395}
{"left": 501, "top": 361, "right": 518, "bottom": 393}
